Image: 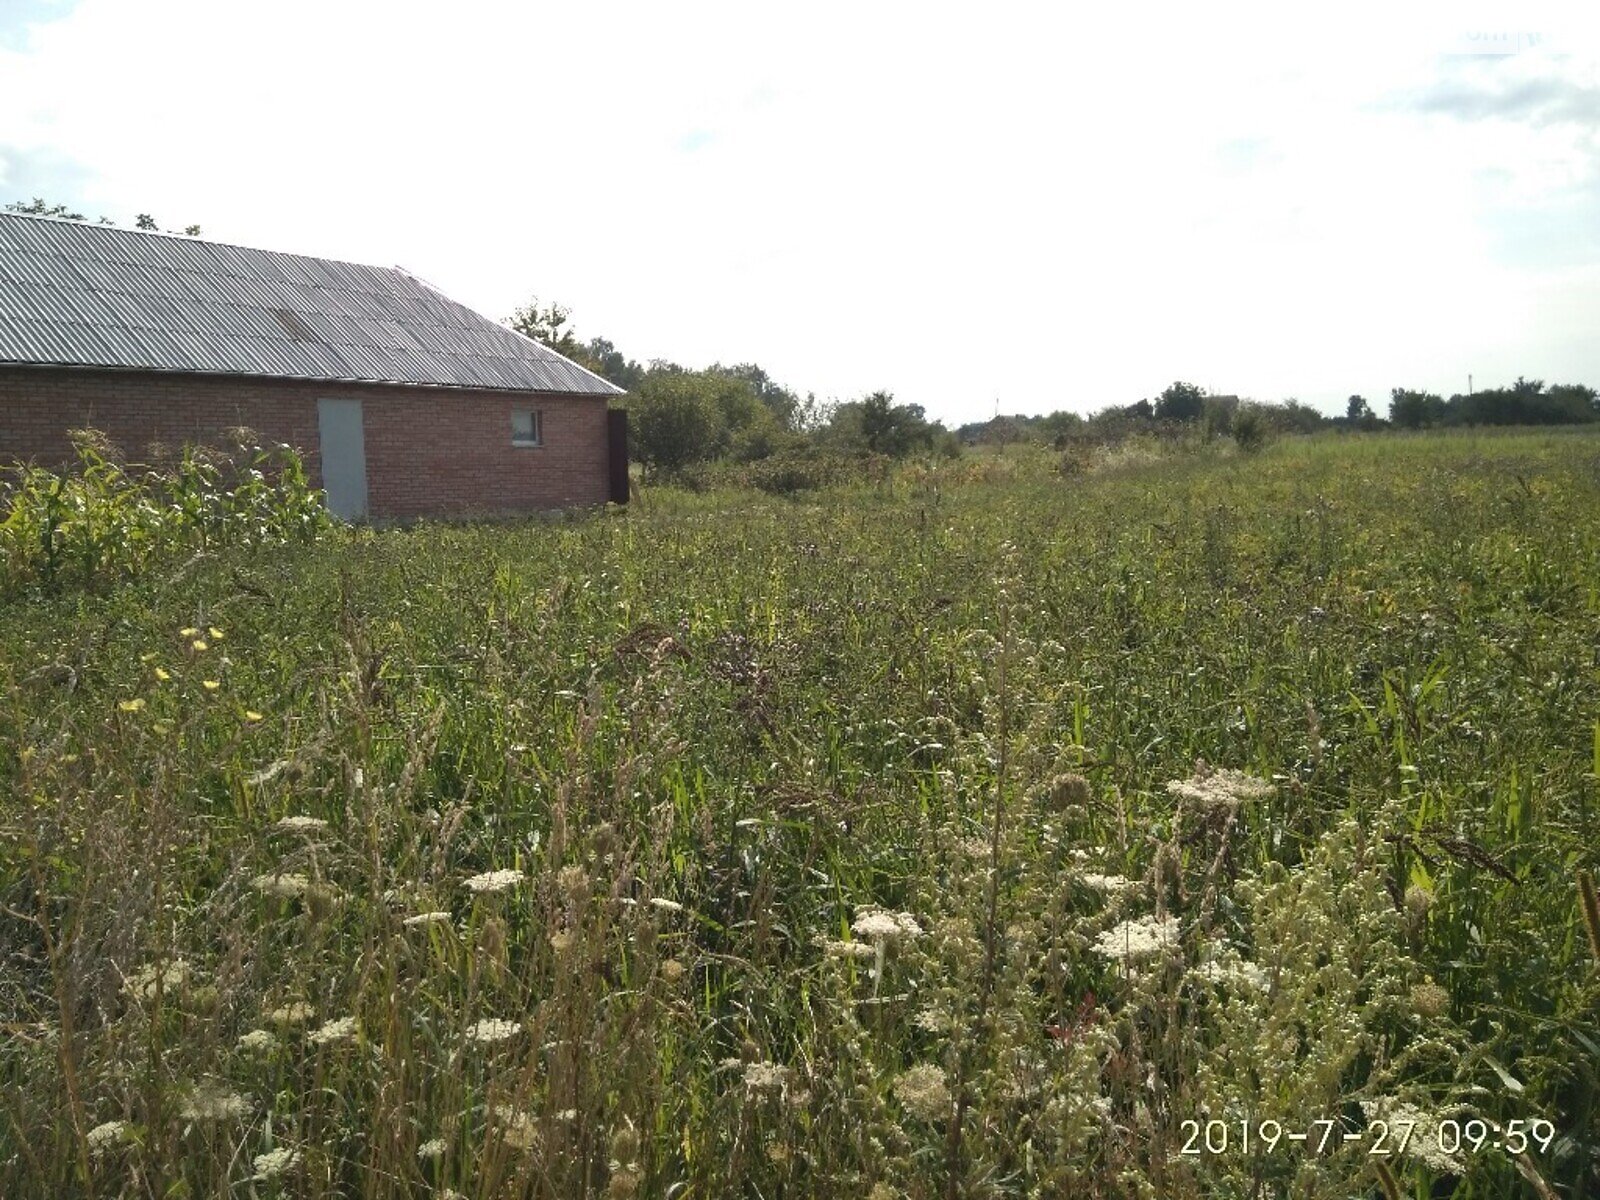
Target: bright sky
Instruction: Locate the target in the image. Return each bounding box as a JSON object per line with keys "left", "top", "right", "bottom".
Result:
{"left": 1, "top": 1, "right": 1597, "bottom": 424}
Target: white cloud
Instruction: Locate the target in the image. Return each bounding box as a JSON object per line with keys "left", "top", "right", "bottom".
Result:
{"left": 1, "top": 0, "right": 1597, "bottom": 421}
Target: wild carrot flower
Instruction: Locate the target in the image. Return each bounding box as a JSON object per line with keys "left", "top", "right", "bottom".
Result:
{"left": 237, "top": 1029, "right": 277, "bottom": 1053}
{"left": 1360, "top": 1099, "right": 1463, "bottom": 1173}
{"left": 1045, "top": 773, "right": 1093, "bottom": 811}
{"left": 251, "top": 1147, "right": 300, "bottom": 1179}
{"left": 1410, "top": 980, "right": 1450, "bottom": 1018}
{"left": 273, "top": 815, "right": 328, "bottom": 835}
{"left": 252, "top": 872, "right": 312, "bottom": 900}
{"left": 893, "top": 1063, "right": 951, "bottom": 1123}
{"left": 464, "top": 868, "right": 524, "bottom": 895}
{"left": 404, "top": 911, "right": 452, "bottom": 928}
{"left": 466, "top": 1018, "right": 519, "bottom": 1044}
{"left": 308, "top": 1016, "right": 357, "bottom": 1045}
{"left": 123, "top": 959, "right": 190, "bottom": 1001}
{"left": 180, "top": 1082, "right": 251, "bottom": 1120}
{"left": 1166, "top": 763, "right": 1273, "bottom": 809}
{"left": 649, "top": 897, "right": 684, "bottom": 913}
{"left": 266, "top": 1001, "right": 315, "bottom": 1027}
{"left": 492, "top": 1105, "right": 539, "bottom": 1150}
{"left": 86, "top": 1120, "right": 127, "bottom": 1156}
{"left": 418, "top": 1138, "right": 447, "bottom": 1160}
{"left": 1093, "top": 915, "right": 1180, "bottom": 963}
{"left": 743, "top": 1061, "right": 789, "bottom": 1095}
{"left": 851, "top": 908, "right": 922, "bottom": 942}
{"left": 1080, "top": 873, "right": 1135, "bottom": 897}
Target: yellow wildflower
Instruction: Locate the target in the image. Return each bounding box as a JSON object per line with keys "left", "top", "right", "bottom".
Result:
{"left": 118, "top": 698, "right": 146, "bottom": 712}
{"left": 245, "top": 710, "right": 264, "bottom": 722}
{"left": 179, "top": 627, "right": 199, "bottom": 638}
{"left": 192, "top": 639, "right": 209, "bottom": 652}
{"left": 208, "top": 626, "right": 225, "bottom": 640}
{"left": 203, "top": 680, "right": 221, "bottom": 691}
{"left": 154, "top": 667, "right": 171, "bottom": 681}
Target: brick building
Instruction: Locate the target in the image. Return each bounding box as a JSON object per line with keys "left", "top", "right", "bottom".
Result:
{"left": 0, "top": 211, "right": 627, "bottom": 519}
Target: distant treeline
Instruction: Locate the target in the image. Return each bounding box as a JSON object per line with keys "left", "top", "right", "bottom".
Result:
{"left": 956, "top": 379, "right": 1600, "bottom": 448}
{"left": 509, "top": 299, "right": 1600, "bottom": 478}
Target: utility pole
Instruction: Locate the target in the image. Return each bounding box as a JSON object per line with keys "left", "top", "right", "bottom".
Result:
{"left": 1468, "top": 374, "right": 1473, "bottom": 395}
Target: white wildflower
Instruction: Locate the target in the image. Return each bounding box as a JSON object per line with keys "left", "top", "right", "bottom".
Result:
{"left": 648, "top": 897, "right": 684, "bottom": 913}
{"left": 851, "top": 907, "right": 922, "bottom": 943}
{"left": 1080, "top": 873, "right": 1135, "bottom": 897}
{"left": 1193, "top": 950, "right": 1271, "bottom": 993}
{"left": 180, "top": 1082, "right": 251, "bottom": 1121}
{"left": 251, "top": 876, "right": 336, "bottom": 902}
{"left": 463, "top": 868, "right": 524, "bottom": 895}
{"left": 893, "top": 1063, "right": 952, "bottom": 1123}
{"left": 307, "top": 1016, "right": 357, "bottom": 1045}
{"left": 86, "top": 1120, "right": 127, "bottom": 1156}
{"left": 273, "top": 815, "right": 328, "bottom": 835}
{"left": 1093, "top": 915, "right": 1180, "bottom": 963}
{"left": 237, "top": 1029, "right": 278, "bottom": 1053}
{"left": 251, "top": 1147, "right": 300, "bottom": 1180}
{"left": 123, "top": 959, "right": 191, "bottom": 1001}
{"left": 466, "top": 1018, "right": 520, "bottom": 1044}
{"left": 418, "top": 1138, "right": 447, "bottom": 1160}
{"left": 403, "top": 911, "right": 453, "bottom": 928}
{"left": 1166, "top": 764, "right": 1274, "bottom": 810}
{"left": 743, "top": 1061, "right": 789, "bottom": 1095}
{"left": 492, "top": 1105, "right": 539, "bottom": 1150}
{"left": 265, "top": 1001, "right": 315, "bottom": 1027}
{"left": 1361, "top": 1099, "right": 1463, "bottom": 1174}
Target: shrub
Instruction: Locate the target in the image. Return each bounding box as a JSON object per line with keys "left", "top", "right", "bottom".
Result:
{"left": 1232, "top": 405, "right": 1268, "bottom": 453}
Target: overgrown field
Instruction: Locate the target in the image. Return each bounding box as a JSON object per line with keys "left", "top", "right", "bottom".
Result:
{"left": 3, "top": 430, "right": 1598, "bottom": 1198}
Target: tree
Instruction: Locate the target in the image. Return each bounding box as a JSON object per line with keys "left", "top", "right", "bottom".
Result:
{"left": 6, "top": 197, "right": 200, "bottom": 236}
{"left": 507, "top": 298, "right": 582, "bottom": 357}
{"left": 856, "top": 391, "right": 937, "bottom": 457}
{"left": 6, "top": 197, "right": 86, "bottom": 220}
{"left": 629, "top": 372, "right": 721, "bottom": 477}
{"left": 708, "top": 362, "right": 803, "bottom": 432}
{"left": 1346, "top": 395, "right": 1373, "bottom": 423}
{"left": 583, "top": 337, "right": 647, "bottom": 391}
{"left": 1154, "top": 381, "right": 1206, "bottom": 423}
{"left": 1389, "top": 388, "right": 1445, "bottom": 429}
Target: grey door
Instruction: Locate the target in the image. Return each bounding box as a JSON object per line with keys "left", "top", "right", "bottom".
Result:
{"left": 317, "top": 398, "right": 368, "bottom": 520}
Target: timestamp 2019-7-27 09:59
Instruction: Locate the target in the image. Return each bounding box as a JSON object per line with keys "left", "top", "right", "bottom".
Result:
{"left": 1178, "top": 1116, "right": 1557, "bottom": 1158}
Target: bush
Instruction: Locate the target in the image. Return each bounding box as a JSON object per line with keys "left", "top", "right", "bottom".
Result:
{"left": 1232, "top": 405, "right": 1268, "bottom": 453}
{"left": 1, "top": 428, "right": 328, "bottom": 597}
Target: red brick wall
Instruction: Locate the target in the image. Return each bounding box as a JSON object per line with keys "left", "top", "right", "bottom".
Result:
{"left": 0, "top": 366, "right": 613, "bottom": 519}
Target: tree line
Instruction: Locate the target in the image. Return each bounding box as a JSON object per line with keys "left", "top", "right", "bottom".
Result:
{"left": 956, "top": 378, "right": 1600, "bottom": 451}
{"left": 507, "top": 298, "right": 956, "bottom": 480}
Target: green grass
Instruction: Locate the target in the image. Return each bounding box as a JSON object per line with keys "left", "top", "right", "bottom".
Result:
{"left": 2, "top": 428, "right": 1598, "bottom": 1197}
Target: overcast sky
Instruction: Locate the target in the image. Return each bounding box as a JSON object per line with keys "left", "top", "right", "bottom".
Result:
{"left": 2, "top": 1, "right": 1597, "bottom": 424}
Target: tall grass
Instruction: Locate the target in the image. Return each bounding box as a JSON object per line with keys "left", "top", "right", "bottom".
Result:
{"left": 1, "top": 428, "right": 1596, "bottom": 1197}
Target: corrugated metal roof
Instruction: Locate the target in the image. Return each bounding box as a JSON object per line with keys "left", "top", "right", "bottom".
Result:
{"left": 0, "top": 212, "right": 623, "bottom": 395}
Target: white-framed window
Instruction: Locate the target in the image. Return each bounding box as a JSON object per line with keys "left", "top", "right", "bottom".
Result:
{"left": 512, "top": 409, "right": 543, "bottom": 447}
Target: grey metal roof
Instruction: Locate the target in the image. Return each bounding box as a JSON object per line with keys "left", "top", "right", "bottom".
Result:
{"left": 0, "top": 212, "right": 623, "bottom": 395}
